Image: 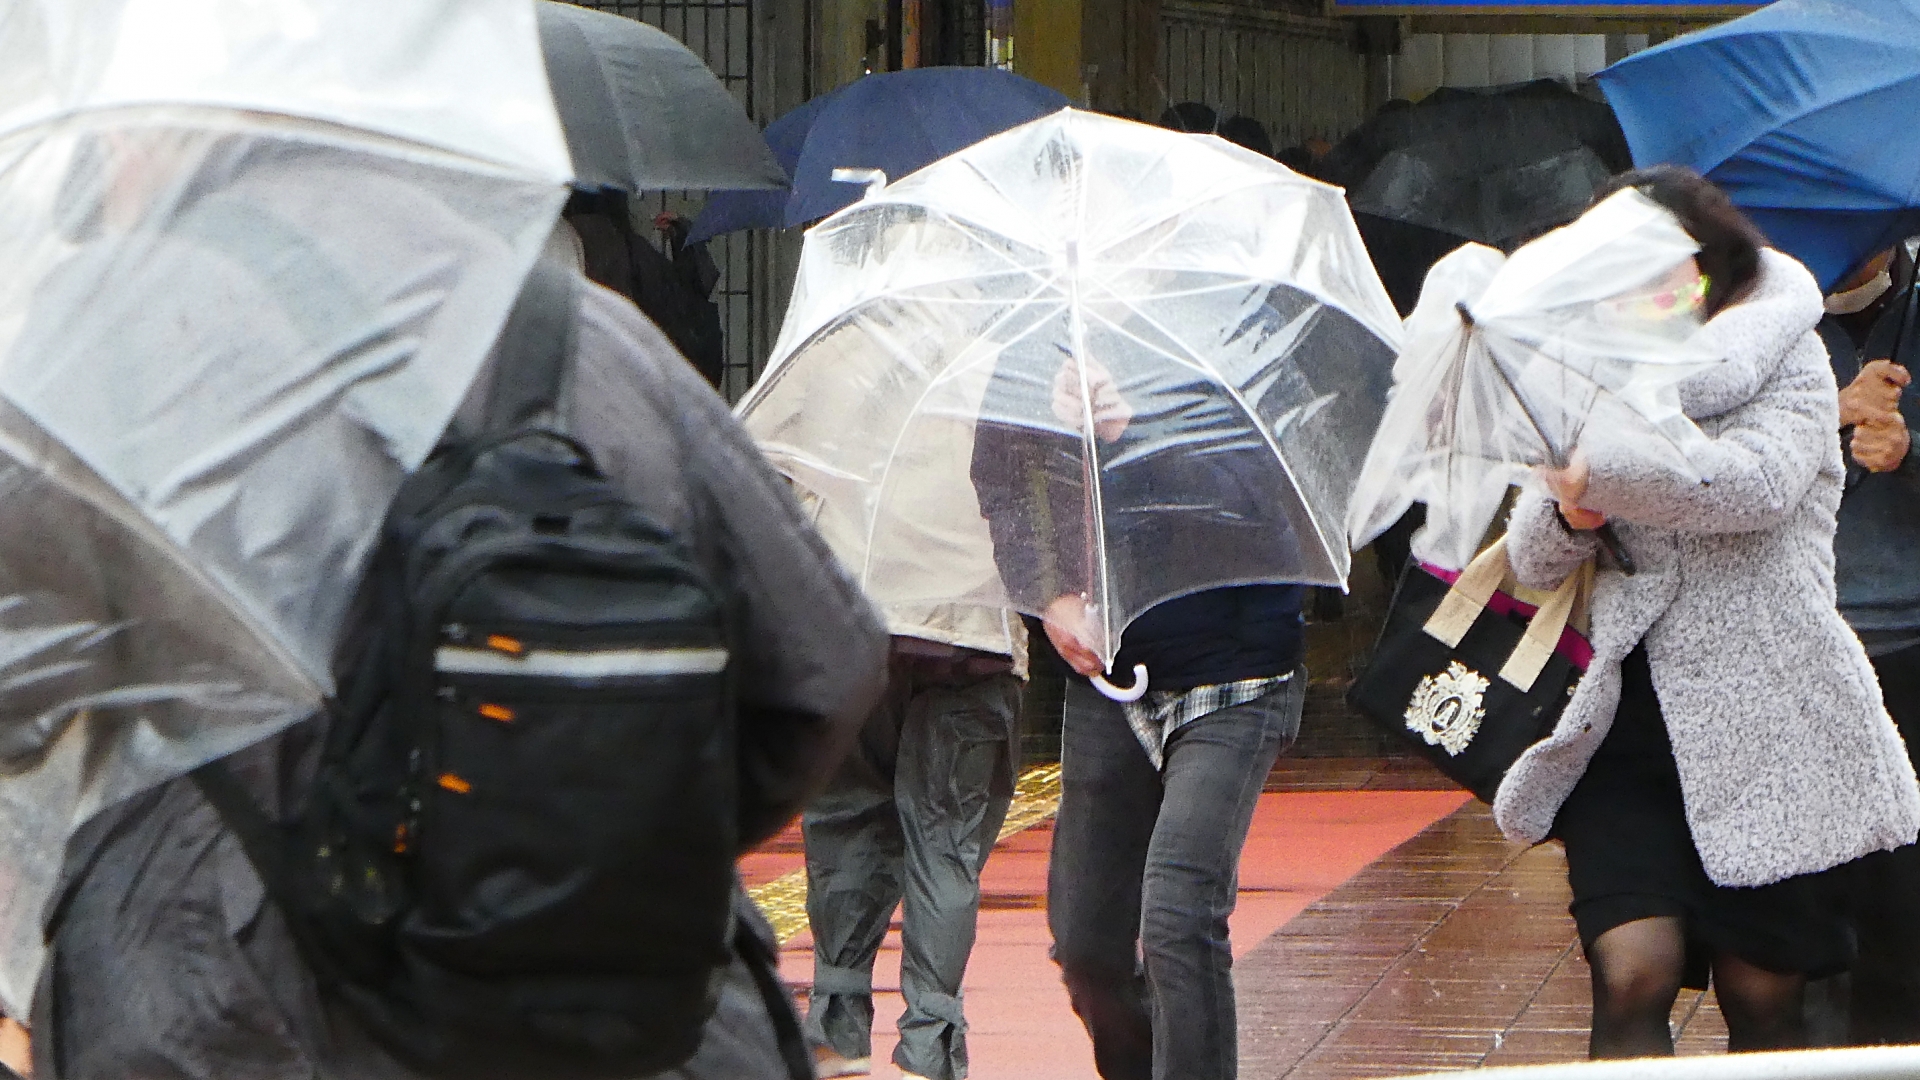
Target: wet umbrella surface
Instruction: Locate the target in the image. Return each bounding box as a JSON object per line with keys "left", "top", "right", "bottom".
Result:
{"left": 1597, "top": 0, "right": 1920, "bottom": 291}
{"left": 535, "top": 0, "right": 784, "bottom": 193}
{"left": 739, "top": 109, "right": 1401, "bottom": 685}
{"left": 1319, "top": 81, "right": 1632, "bottom": 314}
{"left": 1348, "top": 189, "right": 1721, "bottom": 571}
{"left": 0, "top": 0, "right": 569, "bottom": 1016}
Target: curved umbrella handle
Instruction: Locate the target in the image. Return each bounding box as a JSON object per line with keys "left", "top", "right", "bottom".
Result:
{"left": 1092, "top": 664, "right": 1150, "bottom": 703}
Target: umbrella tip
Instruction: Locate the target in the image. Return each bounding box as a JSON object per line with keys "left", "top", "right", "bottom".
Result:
{"left": 1455, "top": 301, "right": 1476, "bottom": 327}
{"left": 831, "top": 167, "right": 888, "bottom": 200}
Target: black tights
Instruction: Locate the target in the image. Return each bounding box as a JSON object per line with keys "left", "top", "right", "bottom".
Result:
{"left": 1587, "top": 916, "right": 1807, "bottom": 1059}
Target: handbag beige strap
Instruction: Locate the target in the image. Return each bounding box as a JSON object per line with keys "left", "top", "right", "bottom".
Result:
{"left": 1498, "top": 566, "right": 1582, "bottom": 692}
{"left": 1421, "top": 538, "right": 1509, "bottom": 648}
{"left": 1421, "top": 539, "right": 1588, "bottom": 693}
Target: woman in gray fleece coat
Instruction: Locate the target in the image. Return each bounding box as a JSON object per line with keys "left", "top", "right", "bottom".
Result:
{"left": 1500, "top": 169, "right": 1920, "bottom": 1059}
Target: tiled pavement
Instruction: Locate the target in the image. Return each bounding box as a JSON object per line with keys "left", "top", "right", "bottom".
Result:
{"left": 1239, "top": 784, "right": 1729, "bottom": 1078}
{"left": 755, "top": 756, "right": 1732, "bottom": 1078}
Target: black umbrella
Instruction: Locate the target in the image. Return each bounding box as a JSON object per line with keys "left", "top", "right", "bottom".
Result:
{"left": 1323, "top": 81, "right": 1633, "bottom": 313}
{"left": 536, "top": 1, "right": 785, "bottom": 192}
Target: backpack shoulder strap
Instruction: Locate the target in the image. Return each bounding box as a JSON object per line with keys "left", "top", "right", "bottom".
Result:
{"left": 484, "top": 257, "right": 580, "bottom": 433}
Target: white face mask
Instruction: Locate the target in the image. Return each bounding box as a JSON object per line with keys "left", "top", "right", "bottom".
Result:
{"left": 1826, "top": 270, "right": 1893, "bottom": 315}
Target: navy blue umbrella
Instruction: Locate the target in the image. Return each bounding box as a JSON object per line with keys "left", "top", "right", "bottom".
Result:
{"left": 688, "top": 67, "right": 1069, "bottom": 242}
{"left": 1596, "top": 0, "right": 1920, "bottom": 290}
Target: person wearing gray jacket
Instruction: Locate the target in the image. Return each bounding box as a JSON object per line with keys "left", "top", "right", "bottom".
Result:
{"left": 1816, "top": 239, "right": 1920, "bottom": 1043}
{"left": 26, "top": 268, "right": 891, "bottom": 1080}
{"left": 1498, "top": 169, "right": 1920, "bottom": 1060}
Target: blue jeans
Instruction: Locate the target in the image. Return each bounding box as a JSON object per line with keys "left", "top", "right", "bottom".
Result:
{"left": 1048, "top": 674, "right": 1302, "bottom": 1080}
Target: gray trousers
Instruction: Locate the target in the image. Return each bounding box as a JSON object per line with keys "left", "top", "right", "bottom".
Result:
{"left": 801, "top": 656, "right": 1022, "bottom": 1080}
{"left": 1048, "top": 675, "right": 1303, "bottom": 1080}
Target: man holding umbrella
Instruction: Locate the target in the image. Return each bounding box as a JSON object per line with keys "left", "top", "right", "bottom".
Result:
{"left": 1819, "top": 240, "right": 1920, "bottom": 1044}
{"left": 735, "top": 109, "right": 1401, "bottom": 1080}
{"left": 971, "top": 354, "right": 1310, "bottom": 1080}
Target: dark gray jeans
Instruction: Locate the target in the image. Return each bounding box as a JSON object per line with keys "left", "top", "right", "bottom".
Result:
{"left": 1048, "top": 673, "right": 1303, "bottom": 1080}
{"left": 801, "top": 655, "right": 1022, "bottom": 1080}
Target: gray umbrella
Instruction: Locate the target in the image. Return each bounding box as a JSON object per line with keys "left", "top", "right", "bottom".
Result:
{"left": 537, "top": 1, "right": 786, "bottom": 192}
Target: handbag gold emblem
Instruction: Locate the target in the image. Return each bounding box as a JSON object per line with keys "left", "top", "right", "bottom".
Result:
{"left": 1405, "top": 661, "right": 1489, "bottom": 757}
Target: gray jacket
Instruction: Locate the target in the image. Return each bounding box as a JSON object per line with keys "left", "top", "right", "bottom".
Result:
{"left": 1496, "top": 249, "right": 1920, "bottom": 888}
{"left": 32, "top": 279, "right": 890, "bottom": 1079}
{"left": 1821, "top": 247, "right": 1920, "bottom": 652}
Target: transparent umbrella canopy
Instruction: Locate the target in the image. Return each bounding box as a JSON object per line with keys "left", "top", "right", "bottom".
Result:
{"left": 0, "top": 0, "right": 569, "bottom": 1015}
{"left": 740, "top": 109, "right": 1402, "bottom": 689}
{"left": 1347, "top": 189, "right": 1721, "bottom": 572}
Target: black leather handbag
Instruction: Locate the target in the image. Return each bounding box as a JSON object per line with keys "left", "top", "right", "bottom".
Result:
{"left": 1349, "top": 539, "right": 1591, "bottom": 802}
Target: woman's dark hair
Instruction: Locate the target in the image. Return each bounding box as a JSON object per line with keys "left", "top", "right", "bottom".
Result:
{"left": 1593, "top": 165, "right": 1767, "bottom": 317}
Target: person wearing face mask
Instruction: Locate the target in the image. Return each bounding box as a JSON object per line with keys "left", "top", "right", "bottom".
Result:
{"left": 1816, "top": 239, "right": 1920, "bottom": 1044}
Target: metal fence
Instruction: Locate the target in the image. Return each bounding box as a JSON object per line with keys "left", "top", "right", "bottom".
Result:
{"left": 1159, "top": 0, "right": 1369, "bottom": 150}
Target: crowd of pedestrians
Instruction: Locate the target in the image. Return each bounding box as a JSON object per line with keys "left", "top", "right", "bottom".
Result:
{"left": 9, "top": 6, "right": 1920, "bottom": 1080}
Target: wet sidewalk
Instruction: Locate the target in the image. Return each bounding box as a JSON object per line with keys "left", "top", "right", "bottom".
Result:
{"left": 747, "top": 757, "right": 1730, "bottom": 1079}
{"left": 1238, "top": 786, "right": 1729, "bottom": 1077}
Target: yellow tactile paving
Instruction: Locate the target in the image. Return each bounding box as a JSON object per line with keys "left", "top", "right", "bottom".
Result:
{"left": 748, "top": 762, "right": 1064, "bottom": 945}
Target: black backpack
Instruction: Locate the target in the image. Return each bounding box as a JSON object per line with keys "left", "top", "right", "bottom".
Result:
{"left": 192, "top": 262, "right": 790, "bottom": 1079}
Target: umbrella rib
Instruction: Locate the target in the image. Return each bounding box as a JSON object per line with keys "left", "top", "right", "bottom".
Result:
{"left": 1086, "top": 282, "right": 1349, "bottom": 585}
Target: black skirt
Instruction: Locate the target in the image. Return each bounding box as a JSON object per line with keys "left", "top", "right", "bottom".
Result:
{"left": 1551, "top": 645, "right": 1853, "bottom": 989}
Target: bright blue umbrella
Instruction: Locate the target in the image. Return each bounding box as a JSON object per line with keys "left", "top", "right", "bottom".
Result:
{"left": 1595, "top": 0, "right": 1920, "bottom": 290}
{"left": 687, "top": 67, "right": 1069, "bottom": 242}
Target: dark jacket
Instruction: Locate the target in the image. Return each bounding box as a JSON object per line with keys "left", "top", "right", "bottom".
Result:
{"left": 1820, "top": 244, "right": 1920, "bottom": 653}
{"left": 969, "top": 373, "right": 1307, "bottom": 692}
{"left": 565, "top": 190, "right": 727, "bottom": 389}
{"left": 33, "top": 280, "right": 889, "bottom": 1080}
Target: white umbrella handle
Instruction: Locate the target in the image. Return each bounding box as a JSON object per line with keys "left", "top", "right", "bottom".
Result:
{"left": 1092, "top": 664, "right": 1150, "bottom": 703}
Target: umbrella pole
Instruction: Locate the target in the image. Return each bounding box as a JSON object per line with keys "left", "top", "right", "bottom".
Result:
{"left": 1464, "top": 306, "right": 1636, "bottom": 575}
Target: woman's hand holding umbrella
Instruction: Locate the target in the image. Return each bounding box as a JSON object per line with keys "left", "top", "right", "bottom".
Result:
{"left": 1540, "top": 452, "right": 1607, "bottom": 531}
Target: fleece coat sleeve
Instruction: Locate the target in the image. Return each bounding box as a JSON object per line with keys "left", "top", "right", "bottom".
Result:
{"left": 1577, "top": 359, "right": 1835, "bottom": 535}
{"left": 1505, "top": 485, "right": 1600, "bottom": 592}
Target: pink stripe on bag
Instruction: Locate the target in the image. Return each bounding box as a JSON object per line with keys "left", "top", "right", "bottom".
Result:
{"left": 1418, "top": 562, "right": 1594, "bottom": 671}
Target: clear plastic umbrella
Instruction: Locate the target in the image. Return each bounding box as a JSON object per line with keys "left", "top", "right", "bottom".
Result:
{"left": 739, "top": 109, "right": 1402, "bottom": 696}
{"left": 0, "top": 0, "right": 569, "bottom": 1015}
{"left": 1347, "top": 188, "right": 1721, "bottom": 572}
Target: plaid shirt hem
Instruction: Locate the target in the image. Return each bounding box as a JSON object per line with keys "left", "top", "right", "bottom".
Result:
{"left": 1121, "top": 673, "right": 1293, "bottom": 771}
